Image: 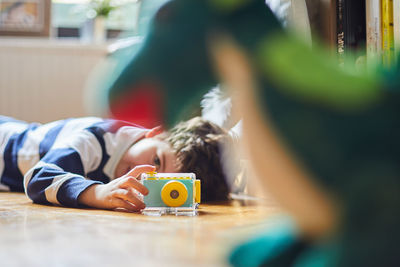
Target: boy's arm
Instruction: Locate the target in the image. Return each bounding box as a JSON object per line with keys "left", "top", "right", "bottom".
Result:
{"left": 24, "top": 151, "right": 101, "bottom": 208}
{"left": 24, "top": 156, "right": 152, "bottom": 210}
{"left": 23, "top": 130, "right": 151, "bottom": 211}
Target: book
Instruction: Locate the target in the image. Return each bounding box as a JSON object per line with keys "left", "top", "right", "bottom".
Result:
{"left": 336, "top": 0, "right": 366, "bottom": 66}
{"left": 329, "top": 0, "right": 337, "bottom": 50}
{"left": 381, "top": 0, "right": 395, "bottom": 67}
{"left": 336, "top": 0, "right": 345, "bottom": 65}
{"left": 394, "top": 0, "right": 400, "bottom": 59}
{"left": 366, "top": 0, "right": 382, "bottom": 61}
{"left": 318, "top": 0, "right": 337, "bottom": 52}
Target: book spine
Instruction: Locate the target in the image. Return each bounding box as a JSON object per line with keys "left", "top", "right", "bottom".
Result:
{"left": 336, "top": 0, "right": 366, "bottom": 66}
{"left": 366, "top": 0, "right": 382, "bottom": 61}
{"left": 382, "top": 0, "right": 395, "bottom": 67}
{"left": 337, "top": 0, "right": 345, "bottom": 66}
{"left": 330, "top": 0, "right": 337, "bottom": 50}
{"left": 394, "top": 0, "right": 400, "bottom": 58}
{"left": 347, "top": 0, "right": 366, "bottom": 50}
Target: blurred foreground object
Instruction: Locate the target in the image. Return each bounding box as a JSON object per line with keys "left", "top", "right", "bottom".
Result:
{"left": 87, "top": 0, "right": 310, "bottom": 127}
{"left": 94, "top": 0, "right": 282, "bottom": 127}
{"left": 94, "top": 0, "right": 400, "bottom": 266}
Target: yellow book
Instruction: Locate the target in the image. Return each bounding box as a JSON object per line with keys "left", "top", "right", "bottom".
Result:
{"left": 382, "top": 0, "right": 395, "bottom": 67}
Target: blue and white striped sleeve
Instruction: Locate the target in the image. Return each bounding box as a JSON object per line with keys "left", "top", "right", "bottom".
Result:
{"left": 24, "top": 130, "right": 104, "bottom": 207}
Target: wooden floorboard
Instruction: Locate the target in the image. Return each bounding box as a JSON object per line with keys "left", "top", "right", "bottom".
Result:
{"left": 0, "top": 192, "right": 280, "bottom": 267}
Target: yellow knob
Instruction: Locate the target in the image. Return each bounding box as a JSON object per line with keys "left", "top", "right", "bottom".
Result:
{"left": 195, "top": 179, "right": 201, "bottom": 203}
{"left": 161, "top": 181, "right": 188, "bottom": 207}
{"left": 146, "top": 171, "right": 157, "bottom": 177}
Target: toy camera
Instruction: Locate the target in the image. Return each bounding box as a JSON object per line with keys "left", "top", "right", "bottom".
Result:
{"left": 141, "top": 172, "right": 201, "bottom": 216}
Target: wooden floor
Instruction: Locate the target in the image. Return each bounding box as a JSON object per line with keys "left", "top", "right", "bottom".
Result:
{"left": 0, "top": 193, "right": 280, "bottom": 267}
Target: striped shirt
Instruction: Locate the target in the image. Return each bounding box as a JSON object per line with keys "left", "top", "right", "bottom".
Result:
{"left": 0, "top": 116, "right": 148, "bottom": 207}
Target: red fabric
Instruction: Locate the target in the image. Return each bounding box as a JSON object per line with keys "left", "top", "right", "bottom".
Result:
{"left": 109, "top": 83, "right": 164, "bottom": 129}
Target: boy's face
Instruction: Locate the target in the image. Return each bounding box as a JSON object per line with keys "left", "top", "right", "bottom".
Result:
{"left": 114, "top": 133, "right": 180, "bottom": 178}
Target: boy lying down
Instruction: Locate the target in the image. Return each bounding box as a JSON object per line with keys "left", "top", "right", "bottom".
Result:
{"left": 0, "top": 115, "right": 230, "bottom": 211}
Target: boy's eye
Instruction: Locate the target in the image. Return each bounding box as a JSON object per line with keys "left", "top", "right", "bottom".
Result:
{"left": 154, "top": 156, "right": 161, "bottom": 167}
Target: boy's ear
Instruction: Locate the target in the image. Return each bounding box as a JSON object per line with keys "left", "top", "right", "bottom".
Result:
{"left": 145, "top": 125, "right": 164, "bottom": 138}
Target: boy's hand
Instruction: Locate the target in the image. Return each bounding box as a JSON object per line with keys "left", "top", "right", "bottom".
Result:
{"left": 78, "top": 165, "right": 155, "bottom": 212}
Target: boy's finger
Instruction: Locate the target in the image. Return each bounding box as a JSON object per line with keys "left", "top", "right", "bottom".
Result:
{"left": 120, "top": 177, "right": 149, "bottom": 195}
{"left": 126, "top": 165, "right": 156, "bottom": 178}
{"left": 112, "top": 198, "right": 140, "bottom": 212}
{"left": 115, "top": 188, "right": 145, "bottom": 210}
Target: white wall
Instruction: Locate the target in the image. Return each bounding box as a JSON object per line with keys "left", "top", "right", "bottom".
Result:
{"left": 0, "top": 38, "right": 108, "bottom": 123}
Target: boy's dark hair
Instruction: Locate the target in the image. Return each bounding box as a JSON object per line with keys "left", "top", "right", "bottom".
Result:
{"left": 164, "top": 117, "right": 231, "bottom": 202}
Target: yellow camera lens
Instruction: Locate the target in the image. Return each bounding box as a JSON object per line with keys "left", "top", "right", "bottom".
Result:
{"left": 161, "top": 181, "right": 188, "bottom": 207}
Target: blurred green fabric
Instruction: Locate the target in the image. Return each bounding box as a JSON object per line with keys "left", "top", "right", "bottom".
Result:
{"left": 98, "top": 0, "right": 400, "bottom": 266}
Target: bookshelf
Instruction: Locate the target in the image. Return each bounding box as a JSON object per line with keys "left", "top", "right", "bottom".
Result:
{"left": 308, "top": 0, "right": 398, "bottom": 68}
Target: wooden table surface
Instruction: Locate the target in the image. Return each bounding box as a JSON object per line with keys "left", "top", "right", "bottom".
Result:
{"left": 0, "top": 193, "right": 281, "bottom": 267}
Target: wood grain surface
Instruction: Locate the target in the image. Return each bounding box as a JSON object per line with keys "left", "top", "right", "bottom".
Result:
{"left": 0, "top": 193, "right": 281, "bottom": 267}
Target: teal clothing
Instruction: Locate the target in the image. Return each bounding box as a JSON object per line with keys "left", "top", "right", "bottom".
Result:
{"left": 229, "top": 218, "right": 307, "bottom": 267}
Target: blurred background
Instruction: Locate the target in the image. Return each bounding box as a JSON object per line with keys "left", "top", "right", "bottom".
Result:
{"left": 0, "top": 0, "right": 170, "bottom": 123}
{"left": 0, "top": 0, "right": 328, "bottom": 124}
